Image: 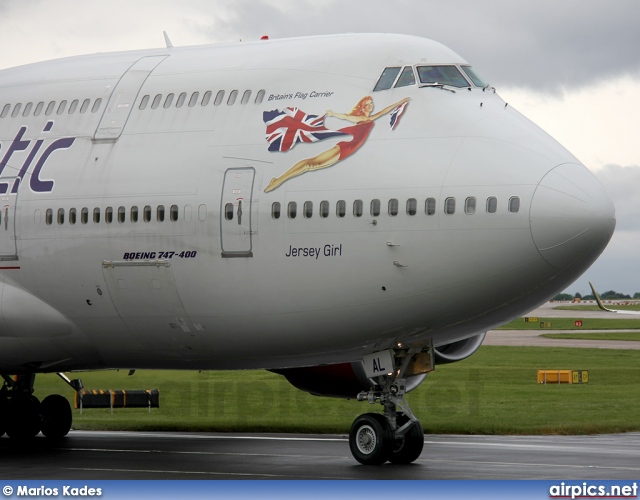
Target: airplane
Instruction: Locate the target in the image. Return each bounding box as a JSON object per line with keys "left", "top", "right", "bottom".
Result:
{"left": 589, "top": 282, "right": 640, "bottom": 315}
{"left": 0, "top": 32, "right": 615, "bottom": 465}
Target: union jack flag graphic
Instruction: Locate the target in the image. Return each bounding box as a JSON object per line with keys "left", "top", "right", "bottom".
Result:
{"left": 263, "top": 107, "right": 348, "bottom": 152}
{"left": 389, "top": 101, "right": 408, "bottom": 130}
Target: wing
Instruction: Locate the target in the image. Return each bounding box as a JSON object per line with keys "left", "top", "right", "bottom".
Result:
{"left": 589, "top": 282, "right": 640, "bottom": 315}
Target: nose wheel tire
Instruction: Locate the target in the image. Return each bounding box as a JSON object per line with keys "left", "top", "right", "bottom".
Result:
{"left": 388, "top": 414, "right": 424, "bottom": 464}
{"left": 349, "top": 413, "right": 394, "bottom": 465}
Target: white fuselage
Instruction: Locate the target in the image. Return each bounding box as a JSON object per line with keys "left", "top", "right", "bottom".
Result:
{"left": 0, "top": 34, "right": 615, "bottom": 373}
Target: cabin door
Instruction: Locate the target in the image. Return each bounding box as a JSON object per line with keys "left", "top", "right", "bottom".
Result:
{"left": 220, "top": 167, "right": 255, "bottom": 258}
{"left": 94, "top": 55, "right": 168, "bottom": 140}
{"left": 0, "top": 179, "right": 18, "bottom": 261}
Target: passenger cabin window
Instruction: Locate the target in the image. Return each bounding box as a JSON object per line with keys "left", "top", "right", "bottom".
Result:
{"left": 57, "top": 208, "right": 64, "bottom": 224}
{"left": 374, "top": 67, "right": 401, "bottom": 91}
{"left": 170, "top": 205, "right": 179, "bottom": 221}
{"left": 336, "top": 200, "right": 346, "bottom": 218}
{"left": 425, "top": 198, "right": 436, "bottom": 216}
{"left": 303, "top": 201, "right": 313, "bottom": 219}
{"left": 93, "top": 208, "right": 100, "bottom": 223}
{"left": 417, "top": 65, "right": 470, "bottom": 88}
{"left": 486, "top": 196, "right": 497, "bottom": 213}
{"left": 176, "top": 92, "right": 187, "bottom": 108}
{"left": 465, "top": 197, "right": 476, "bottom": 215}
{"left": 395, "top": 66, "right": 416, "bottom": 88}
{"left": 105, "top": 207, "right": 113, "bottom": 223}
{"left": 320, "top": 201, "right": 329, "bottom": 218}
{"left": 151, "top": 95, "right": 162, "bottom": 109}
{"left": 509, "top": 196, "right": 520, "bottom": 213}
{"left": 227, "top": 90, "right": 238, "bottom": 106}
{"left": 188, "top": 92, "right": 199, "bottom": 107}
{"left": 164, "top": 94, "right": 174, "bottom": 108}
{"left": 255, "top": 90, "right": 266, "bottom": 104}
{"left": 444, "top": 197, "right": 456, "bottom": 215}
{"left": 388, "top": 199, "right": 399, "bottom": 216}
{"left": 80, "top": 99, "right": 90, "bottom": 113}
{"left": 241, "top": 90, "right": 251, "bottom": 104}
{"left": 201, "top": 91, "right": 212, "bottom": 106}
{"left": 81, "top": 208, "right": 88, "bottom": 224}
{"left": 271, "top": 202, "right": 281, "bottom": 219}
{"left": 131, "top": 206, "right": 139, "bottom": 223}
{"left": 45, "top": 209, "right": 53, "bottom": 225}
{"left": 23, "top": 103, "right": 33, "bottom": 116}
{"left": 144, "top": 205, "right": 152, "bottom": 222}
{"left": 139, "top": 95, "right": 150, "bottom": 110}
{"left": 1, "top": 104, "right": 9, "bottom": 118}
{"left": 214, "top": 90, "right": 225, "bottom": 106}
{"left": 288, "top": 201, "right": 297, "bottom": 219}
{"left": 69, "top": 100, "right": 79, "bottom": 114}
{"left": 69, "top": 208, "right": 77, "bottom": 225}
{"left": 370, "top": 199, "right": 381, "bottom": 217}
{"left": 118, "top": 206, "right": 126, "bottom": 223}
{"left": 157, "top": 205, "right": 165, "bottom": 222}
{"left": 353, "top": 200, "right": 363, "bottom": 217}
{"left": 406, "top": 198, "right": 417, "bottom": 215}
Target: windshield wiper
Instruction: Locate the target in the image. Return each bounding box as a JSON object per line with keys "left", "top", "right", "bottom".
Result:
{"left": 418, "top": 82, "right": 456, "bottom": 93}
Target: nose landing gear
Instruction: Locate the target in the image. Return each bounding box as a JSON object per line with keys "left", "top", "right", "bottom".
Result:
{"left": 349, "top": 346, "right": 433, "bottom": 465}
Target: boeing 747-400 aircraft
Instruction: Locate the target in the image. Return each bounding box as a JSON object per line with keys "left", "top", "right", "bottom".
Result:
{"left": 0, "top": 33, "right": 615, "bottom": 465}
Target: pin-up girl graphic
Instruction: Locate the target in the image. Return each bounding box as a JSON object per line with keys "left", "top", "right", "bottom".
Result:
{"left": 263, "top": 96, "right": 409, "bottom": 193}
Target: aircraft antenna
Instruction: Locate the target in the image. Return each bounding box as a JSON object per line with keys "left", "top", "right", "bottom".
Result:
{"left": 163, "top": 31, "right": 174, "bottom": 49}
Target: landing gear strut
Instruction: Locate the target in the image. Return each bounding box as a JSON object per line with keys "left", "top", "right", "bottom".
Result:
{"left": 0, "top": 373, "right": 81, "bottom": 440}
{"left": 349, "top": 346, "right": 433, "bottom": 465}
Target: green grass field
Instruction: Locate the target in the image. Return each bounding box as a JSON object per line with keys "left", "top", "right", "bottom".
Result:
{"left": 32, "top": 346, "right": 640, "bottom": 435}
{"left": 496, "top": 317, "right": 640, "bottom": 330}
{"left": 542, "top": 332, "right": 640, "bottom": 341}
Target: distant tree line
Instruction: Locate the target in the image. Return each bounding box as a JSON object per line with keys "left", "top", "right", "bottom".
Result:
{"left": 552, "top": 290, "right": 640, "bottom": 301}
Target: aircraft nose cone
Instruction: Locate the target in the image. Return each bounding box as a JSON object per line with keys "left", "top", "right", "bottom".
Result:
{"left": 530, "top": 163, "right": 615, "bottom": 271}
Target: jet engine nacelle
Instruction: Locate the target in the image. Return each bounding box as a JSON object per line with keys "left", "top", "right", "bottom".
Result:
{"left": 433, "top": 333, "right": 486, "bottom": 364}
{"left": 273, "top": 361, "right": 426, "bottom": 399}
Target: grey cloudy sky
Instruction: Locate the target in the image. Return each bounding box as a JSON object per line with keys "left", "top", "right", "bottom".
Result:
{"left": 0, "top": 0, "right": 638, "bottom": 295}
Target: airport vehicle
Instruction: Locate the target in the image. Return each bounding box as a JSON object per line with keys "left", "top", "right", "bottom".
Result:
{"left": 0, "top": 33, "right": 615, "bottom": 464}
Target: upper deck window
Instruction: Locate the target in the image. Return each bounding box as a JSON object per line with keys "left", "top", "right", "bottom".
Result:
{"left": 417, "top": 65, "right": 469, "bottom": 88}
{"left": 461, "top": 66, "right": 487, "bottom": 88}
{"left": 373, "top": 67, "right": 401, "bottom": 91}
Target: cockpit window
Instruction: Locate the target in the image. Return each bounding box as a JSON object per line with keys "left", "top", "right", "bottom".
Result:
{"left": 461, "top": 66, "right": 487, "bottom": 88}
{"left": 417, "top": 65, "right": 470, "bottom": 88}
{"left": 394, "top": 66, "right": 416, "bottom": 88}
{"left": 374, "top": 67, "right": 402, "bottom": 91}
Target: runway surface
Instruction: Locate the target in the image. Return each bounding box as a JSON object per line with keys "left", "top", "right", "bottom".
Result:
{"left": 485, "top": 301, "right": 640, "bottom": 349}
{"left": 1, "top": 430, "right": 639, "bottom": 480}
{"left": 2, "top": 302, "right": 638, "bottom": 481}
